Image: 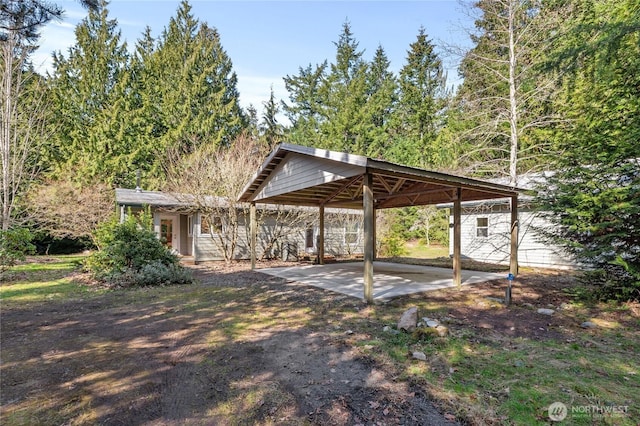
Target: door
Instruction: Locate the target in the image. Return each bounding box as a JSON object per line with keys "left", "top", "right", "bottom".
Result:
{"left": 160, "top": 219, "right": 173, "bottom": 246}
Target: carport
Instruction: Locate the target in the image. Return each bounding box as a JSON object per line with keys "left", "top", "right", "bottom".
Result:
{"left": 238, "top": 143, "right": 522, "bottom": 304}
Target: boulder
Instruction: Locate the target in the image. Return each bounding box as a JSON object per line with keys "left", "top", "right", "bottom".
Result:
{"left": 581, "top": 321, "right": 597, "bottom": 329}
{"left": 398, "top": 307, "right": 418, "bottom": 332}
{"left": 412, "top": 351, "right": 427, "bottom": 361}
{"left": 537, "top": 308, "right": 555, "bottom": 315}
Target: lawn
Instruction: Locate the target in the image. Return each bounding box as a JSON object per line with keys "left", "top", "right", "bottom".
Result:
{"left": 1, "top": 256, "right": 638, "bottom": 425}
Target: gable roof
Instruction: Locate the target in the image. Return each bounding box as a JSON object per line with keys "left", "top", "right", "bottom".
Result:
{"left": 238, "top": 143, "right": 523, "bottom": 209}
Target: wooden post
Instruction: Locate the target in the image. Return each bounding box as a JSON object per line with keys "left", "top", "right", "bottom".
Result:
{"left": 319, "top": 205, "right": 325, "bottom": 265}
{"left": 510, "top": 195, "right": 519, "bottom": 276}
{"left": 453, "top": 188, "right": 462, "bottom": 289}
{"left": 250, "top": 202, "right": 256, "bottom": 270}
{"left": 372, "top": 207, "right": 377, "bottom": 260}
{"left": 363, "top": 173, "right": 374, "bottom": 304}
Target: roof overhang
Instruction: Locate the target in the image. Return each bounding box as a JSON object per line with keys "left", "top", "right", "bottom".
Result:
{"left": 238, "top": 143, "right": 524, "bottom": 209}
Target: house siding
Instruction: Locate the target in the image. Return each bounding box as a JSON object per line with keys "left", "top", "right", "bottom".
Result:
{"left": 450, "top": 207, "right": 575, "bottom": 269}
{"left": 192, "top": 210, "right": 364, "bottom": 263}
{"left": 255, "top": 153, "right": 362, "bottom": 201}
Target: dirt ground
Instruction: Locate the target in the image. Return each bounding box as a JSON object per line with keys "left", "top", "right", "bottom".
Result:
{"left": 1, "top": 260, "right": 636, "bottom": 425}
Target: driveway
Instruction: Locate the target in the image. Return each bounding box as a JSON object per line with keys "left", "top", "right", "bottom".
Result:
{"left": 260, "top": 261, "right": 506, "bottom": 301}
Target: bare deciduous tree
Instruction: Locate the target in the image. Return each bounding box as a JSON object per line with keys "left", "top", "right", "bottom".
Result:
{"left": 449, "top": 0, "right": 566, "bottom": 185}
{"left": 0, "top": 26, "right": 47, "bottom": 230}
{"left": 28, "top": 180, "right": 114, "bottom": 245}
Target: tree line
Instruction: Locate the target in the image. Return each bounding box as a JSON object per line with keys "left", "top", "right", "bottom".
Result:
{"left": 1, "top": 0, "right": 638, "bottom": 295}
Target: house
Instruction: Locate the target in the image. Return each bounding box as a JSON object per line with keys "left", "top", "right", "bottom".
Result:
{"left": 115, "top": 188, "right": 363, "bottom": 263}
{"left": 441, "top": 174, "right": 576, "bottom": 269}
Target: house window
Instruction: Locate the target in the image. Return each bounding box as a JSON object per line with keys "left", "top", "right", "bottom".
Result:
{"left": 201, "top": 215, "right": 222, "bottom": 235}
{"left": 305, "top": 227, "right": 314, "bottom": 248}
{"left": 344, "top": 223, "right": 359, "bottom": 244}
{"left": 477, "top": 217, "right": 489, "bottom": 237}
{"left": 187, "top": 215, "right": 193, "bottom": 237}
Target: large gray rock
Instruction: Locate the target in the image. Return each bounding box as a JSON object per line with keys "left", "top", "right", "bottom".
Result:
{"left": 412, "top": 351, "right": 427, "bottom": 361}
{"left": 398, "top": 307, "right": 418, "bottom": 332}
{"left": 537, "top": 308, "right": 555, "bottom": 315}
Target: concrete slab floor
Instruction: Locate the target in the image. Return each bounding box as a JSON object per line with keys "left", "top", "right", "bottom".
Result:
{"left": 259, "top": 261, "right": 506, "bottom": 302}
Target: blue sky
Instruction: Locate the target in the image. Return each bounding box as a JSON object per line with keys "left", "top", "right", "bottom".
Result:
{"left": 35, "top": 0, "right": 474, "bottom": 116}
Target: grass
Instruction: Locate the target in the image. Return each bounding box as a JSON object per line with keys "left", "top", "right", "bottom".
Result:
{"left": 352, "top": 299, "right": 640, "bottom": 425}
{"left": 1, "top": 256, "right": 638, "bottom": 425}
{"left": 0, "top": 255, "right": 98, "bottom": 303}
{"left": 403, "top": 240, "right": 449, "bottom": 259}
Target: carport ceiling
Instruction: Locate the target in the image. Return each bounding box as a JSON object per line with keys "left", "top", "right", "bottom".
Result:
{"left": 239, "top": 143, "right": 520, "bottom": 209}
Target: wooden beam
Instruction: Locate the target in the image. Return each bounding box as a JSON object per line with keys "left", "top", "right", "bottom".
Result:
{"left": 320, "top": 175, "right": 362, "bottom": 205}
{"left": 453, "top": 188, "right": 462, "bottom": 289}
{"left": 319, "top": 205, "right": 325, "bottom": 265}
{"left": 250, "top": 203, "right": 257, "bottom": 270}
{"left": 510, "top": 195, "right": 519, "bottom": 276}
{"left": 363, "top": 172, "right": 374, "bottom": 304}
{"left": 376, "top": 174, "right": 394, "bottom": 193}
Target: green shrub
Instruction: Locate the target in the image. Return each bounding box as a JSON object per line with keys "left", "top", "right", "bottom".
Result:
{"left": 378, "top": 234, "right": 408, "bottom": 257}
{"left": 86, "top": 210, "right": 193, "bottom": 287}
{"left": 0, "top": 227, "right": 36, "bottom": 275}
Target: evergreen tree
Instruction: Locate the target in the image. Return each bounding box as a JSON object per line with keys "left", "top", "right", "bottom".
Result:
{"left": 323, "top": 21, "right": 369, "bottom": 154}
{"left": 282, "top": 61, "right": 329, "bottom": 147}
{"left": 538, "top": 0, "right": 640, "bottom": 297}
{"left": 150, "top": 0, "right": 244, "bottom": 154}
{"left": 260, "top": 86, "right": 284, "bottom": 148}
{"left": 48, "top": 1, "right": 132, "bottom": 185}
{"left": 391, "top": 27, "right": 447, "bottom": 167}
{"left": 362, "top": 45, "right": 397, "bottom": 159}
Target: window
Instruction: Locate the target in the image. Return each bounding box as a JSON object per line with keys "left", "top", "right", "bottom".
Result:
{"left": 201, "top": 215, "right": 222, "bottom": 235}
{"left": 187, "top": 215, "right": 193, "bottom": 237}
{"left": 476, "top": 217, "right": 489, "bottom": 237}
{"left": 305, "top": 227, "right": 315, "bottom": 248}
{"left": 344, "top": 223, "right": 359, "bottom": 244}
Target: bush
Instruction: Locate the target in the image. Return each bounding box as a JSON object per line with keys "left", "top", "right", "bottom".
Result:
{"left": 86, "top": 210, "right": 193, "bottom": 287}
{"left": 0, "top": 227, "right": 36, "bottom": 275}
{"left": 378, "top": 235, "right": 408, "bottom": 258}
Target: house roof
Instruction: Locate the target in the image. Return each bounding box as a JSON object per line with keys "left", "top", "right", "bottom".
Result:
{"left": 238, "top": 143, "right": 524, "bottom": 209}
{"left": 115, "top": 187, "right": 360, "bottom": 214}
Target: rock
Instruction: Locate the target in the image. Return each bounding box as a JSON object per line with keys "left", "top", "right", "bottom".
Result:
{"left": 581, "top": 321, "right": 597, "bottom": 329}
{"left": 537, "top": 308, "right": 555, "bottom": 315}
{"left": 412, "top": 351, "right": 427, "bottom": 361}
{"left": 435, "top": 326, "right": 449, "bottom": 337}
{"left": 398, "top": 307, "right": 418, "bottom": 332}
{"left": 383, "top": 325, "right": 400, "bottom": 335}
{"left": 514, "top": 360, "right": 525, "bottom": 368}
{"left": 345, "top": 330, "right": 354, "bottom": 335}
{"left": 426, "top": 319, "right": 440, "bottom": 328}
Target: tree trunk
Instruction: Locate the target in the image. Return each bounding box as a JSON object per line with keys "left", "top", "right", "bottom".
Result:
{"left": 508, "top": 0, "right": 519, "bottom": 187}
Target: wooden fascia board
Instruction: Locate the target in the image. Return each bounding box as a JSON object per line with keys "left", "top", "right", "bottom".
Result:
{"left": 370, "top": 167, "right": 521, "bottom": 198}
{"left": 238, "top": 144, "right": 289, "bottom": 202}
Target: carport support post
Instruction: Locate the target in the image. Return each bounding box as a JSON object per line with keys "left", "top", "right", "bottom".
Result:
{"left": 250, "top": 202, "right": 256, "bottom": 270}
{"left": 453, "top": 188, "right": 462, "bottom": 289}
{"left": 510, "top": 195, "right": 519, "bottom": 276}
{"left": 318, "top": 205, "right": 325, "bottom": 265}
{"left": 363, "top": 172, "right": 374, "bottom": 304}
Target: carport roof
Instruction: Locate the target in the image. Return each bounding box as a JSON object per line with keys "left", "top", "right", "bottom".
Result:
{"left": 238, "top": 143, "right": 522, "bottom": 209}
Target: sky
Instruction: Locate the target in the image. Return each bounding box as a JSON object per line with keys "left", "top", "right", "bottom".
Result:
{"left": 35, "top": 0, "right": 475, "bottom": 118}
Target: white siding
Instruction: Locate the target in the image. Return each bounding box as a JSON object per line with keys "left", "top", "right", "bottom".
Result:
{"left": 254, "top": 153, "right": 362, "bottom": 201}
{"left": 450, "top": 209, "right": 576, "bottom": 269}
{"left": 193, "top": 210, "right": 364, "bottom": 262}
